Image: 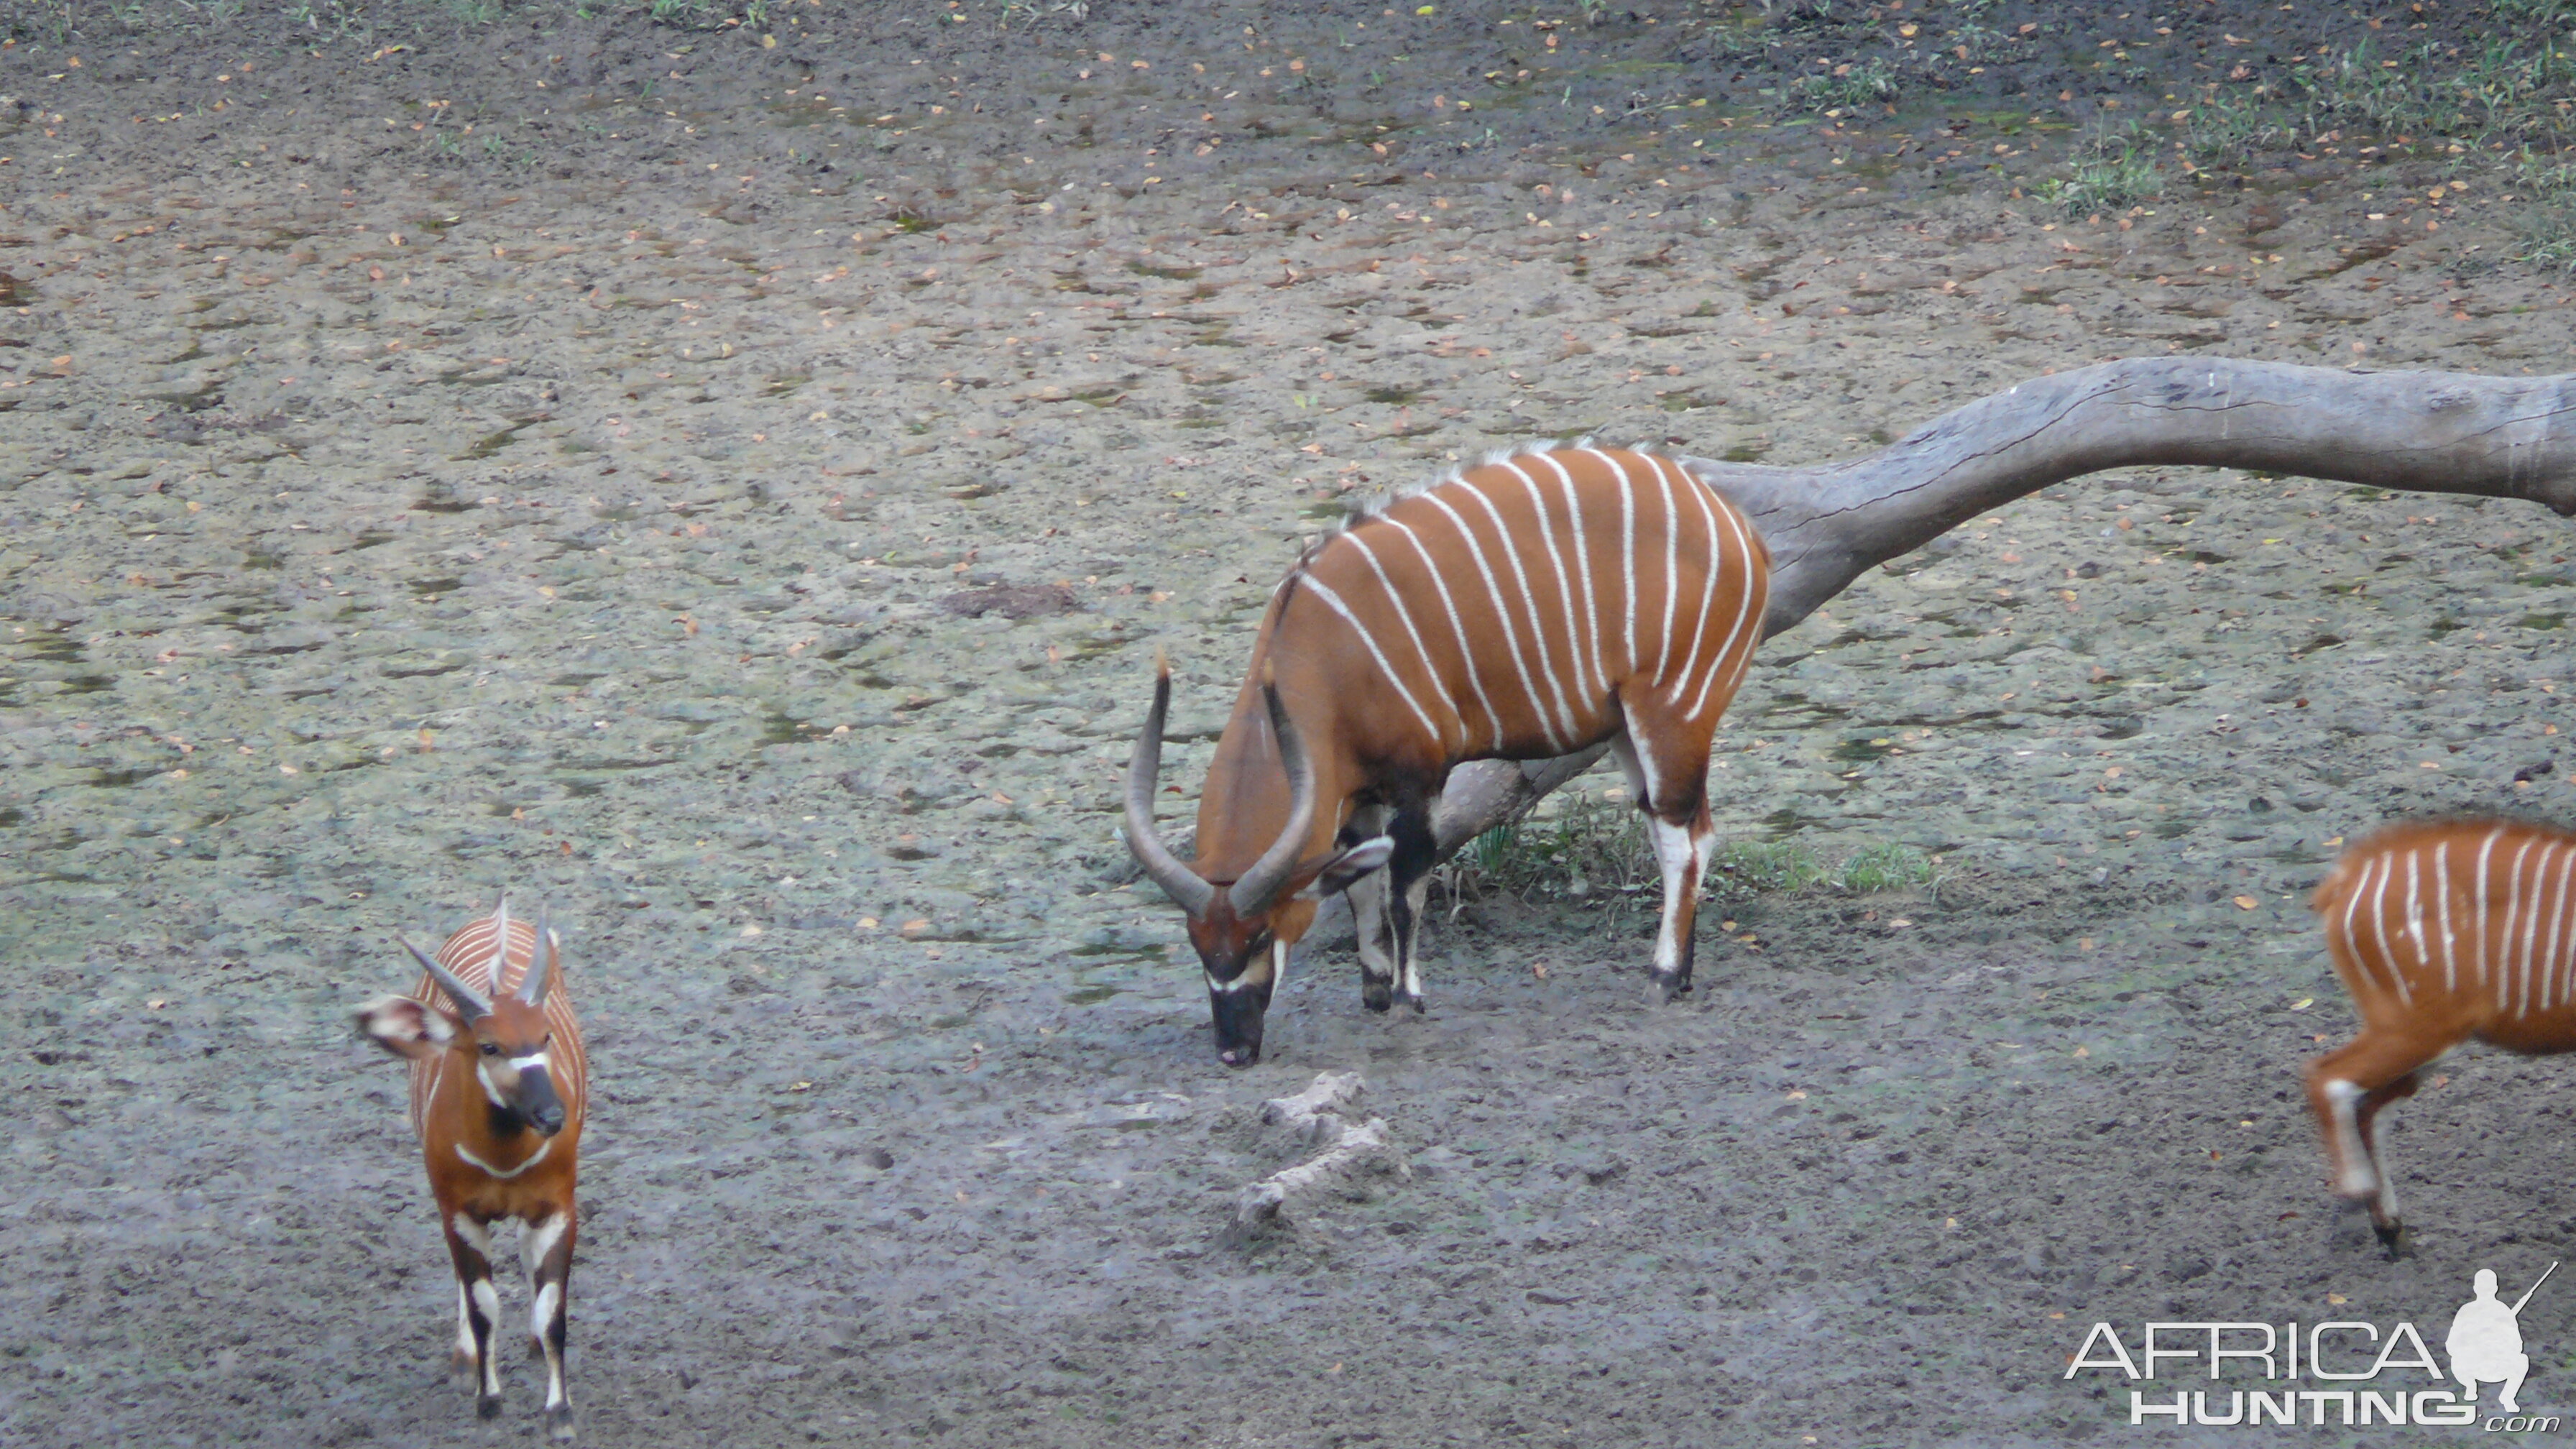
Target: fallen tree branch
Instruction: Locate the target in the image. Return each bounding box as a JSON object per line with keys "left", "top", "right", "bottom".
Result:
{"left": 1228, "top": 1071, "right": 1408, "bottom": 1238}
{"left": 1428, "top": 358, "right": 2576, "bottom": 857}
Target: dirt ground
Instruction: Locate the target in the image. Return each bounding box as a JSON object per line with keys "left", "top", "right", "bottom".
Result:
{"left": 6, "top": 0, "right": 2576, "bottom": 1443}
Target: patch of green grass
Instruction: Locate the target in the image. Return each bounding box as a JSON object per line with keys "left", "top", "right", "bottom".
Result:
{"left": 2173, "top": 89, "right": 2300, "bottom": 176}
{"left": 1790, "top": 57, "right": 1898, "bottom": 113}
{"left": 2294, "top": 35, "right": 2575, "bottom": 143}
{"left": 2036, "top": 121, "right": 2163, "bottom": 216}
{"left": 1437, "top": 788, "right": 1935, "bottom": 908}
{"left": 2493, "top": 0, "right": 2576, "bottom": 27}
{"left": 2512, "top": 149, "right": 2576, "bottom": 270}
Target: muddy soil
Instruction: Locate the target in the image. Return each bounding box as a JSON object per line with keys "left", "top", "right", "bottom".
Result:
{"left": 4, "top": 1, "right": 2576, "bottom": 1444}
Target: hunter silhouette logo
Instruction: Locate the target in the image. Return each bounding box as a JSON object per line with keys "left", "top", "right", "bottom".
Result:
{"left": 2449, "top": 1264, "right": 2555, "bottom": 1415}
{"left": 2064, "top": 1260, "right": 2562, "bottom": 1430}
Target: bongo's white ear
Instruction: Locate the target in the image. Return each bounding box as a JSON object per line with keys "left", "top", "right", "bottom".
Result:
{"left": 356, "top": 995, "right": 456, "bottom": 1061}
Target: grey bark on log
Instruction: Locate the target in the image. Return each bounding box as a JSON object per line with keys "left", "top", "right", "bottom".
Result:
{"left": 1427, "top": 358, "right": 2576, "bottom": 859}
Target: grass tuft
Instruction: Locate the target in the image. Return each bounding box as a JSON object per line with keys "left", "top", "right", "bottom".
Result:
{"left": 1790, "top": 57, "right": 1897, "bottom": 113}
{"left": 1436, "top": 788, "right": 1936, "bottom": 911}
{"left": 2035, "top": 120, "right": 2163, "bottom": 216}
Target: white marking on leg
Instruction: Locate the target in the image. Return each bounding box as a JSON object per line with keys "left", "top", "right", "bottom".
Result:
{"left": 1345, "top": 856, "right": 1397, "bottom": 993}
{"left": 1399, "top": 872, "right": 1431, "bottom": 1002}
{"left": 531, "top": 1281, "right": 565, "bottom": 1406}
{"left": 471, "top": 1277, "right": 505, "bottom": 1397}
{"left": 1626, "top": 730, "right": 1662, "bottom": 815}
{"left": 2324, "top": 1079, "right": 2375, "bottom": 1197}
{"left": 455, "top": 1281, "right": 477, "bottom": 1365}
{"left": 1384, "top": 515, "right": 1506, "bottom": 750}
{"left": 523, "top": 1215, "right": 569, "bottom": 1292}
{"left": 2370, "top": 1112, "right": 2400, "bottom": 1225}
{"left": 1649, "top": 817, "right": 1698, "bottom": 975}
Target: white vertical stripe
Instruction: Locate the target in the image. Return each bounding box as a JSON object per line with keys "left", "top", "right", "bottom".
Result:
{"left": 1598, "top": 448, "right": 1639, "bottom": 671}
{"left": 2338, "top": 857, "right": 2378, "bottom": 997}
{"left": 2519, "top": 842, "right": 2559, "bottom": 1016}
{"left": 1453, "top": 474, "right": 1579, "bottom": 741}
{"left": 2539, "top": 837, "right": 2572, "bottom": 1013}
{"left": 2506, "top": 837, "right": 2539, "bottom": 1015}
{"left": 1530, "top": 452, "right": 1608, "bottom": 700}
{"left": 1417, "top": 492, "right": 1566, "bottom": 752}
{"left": 2366, "top": 851, "right": 2409, "bottom": 1007}
{"left": 2547, "top": 844, "right": 2576, "bottom": 1016}
{"left": 1337, "top": 530, "right": 1462, "bottom": 752}
{"left": 1381, "top": 515, "right": 1507, "bottom": 750}
{"left": 2475, "top": 826, "right": 2504, "bottom": 990}
{"left": 1686, "top": 484, "right": 1766, "bottom": 719}
{"left": 2434, "top": 841, "right": 2457, "bottom": 995}
{"left": 1638, "top": 452, "right": 1681, "bottom": 681}
{"left": 1661, "top": 456, "right": 1726, "bottom": 708}
{"left": 1297, "top": 574, "right": 1448, "bottom": 749}
{"left": 1500, "top": 459, "right": 1597, "bottom": 717}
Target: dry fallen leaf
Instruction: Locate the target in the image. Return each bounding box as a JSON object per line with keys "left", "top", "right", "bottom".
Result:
{"left": 2233, "top": 895, "right": 2260, "bottom": 910}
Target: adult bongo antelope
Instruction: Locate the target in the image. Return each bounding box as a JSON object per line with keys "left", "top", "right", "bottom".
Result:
{"left": 356, "top": 898, "right": 588, "bottom": 1438}
{"left": 1126, "top": 443, "right": 1770, "bottom": 1065}
{"left": 2307, "top": 819, "right": 2576, "bottom": 1254}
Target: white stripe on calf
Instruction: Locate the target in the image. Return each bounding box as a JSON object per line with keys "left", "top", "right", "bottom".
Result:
{"left": 2540, "top": 848, "right": 2573, "bottom": 1013}
{"left": 471, "top": 1279, "right": 504, "bottom": 1392}
{"left": 1298, "top": 575, "right": 1446, "bottom": 749}
{"left": 1648, "top": 816, "right": 1698, "bottom": 974}
{"left": 1383, "top": 516, "right": 1506, "bottom": 750}
{"left": 2324, "top": 1079, "right": 2375, "bottom": 1196}
{"left": 523, "top": 1213, "right": 569, "bottom": 1280}
{"left": 2476, "top": 826, "right": 2503, "bottom": 990}
{"left": 2507, "top": 837, "right": 2538, "bottom": 1011}
{"left": 2521, "top": 843, "right": 2562, "bottom": 1017}
{"left": 2366, "top": 850, "right": 2410, "bottom": 1006}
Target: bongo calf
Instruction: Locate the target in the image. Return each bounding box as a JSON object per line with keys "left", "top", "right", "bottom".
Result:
{"left": 2306, "top": 820, "right": 2576, "bottom": 1254}
{"left": 356, "top": 899, "right": 589, "bottom": 1438}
